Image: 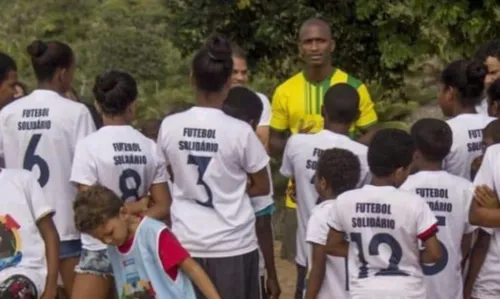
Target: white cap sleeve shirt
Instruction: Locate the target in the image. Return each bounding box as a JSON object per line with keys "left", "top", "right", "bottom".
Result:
{"left": 444, "top": 114, "right": 495, "bottom": 180}
{"left": 400, "top": 171, "right": 475, "bottom": 299}
{"left": 0, "top": 90, "right": 95, "bottom": 241}
{"left": 280, "top": 130, "right": 371, "bottom": 266}
{"left": 476, "top": 98, "right": 489, "bottom": 115}
{"left": 0, "top": 169, "right": 55, "bottom": 295}
{"left": 470, "top": 144, "right": 500, "bottom": 299}
{"left": 306, "top": 200, "right": 348, "bottom": 299}
{"left": 70, "top": 126, "right": 168, "bottom": 251}
{"left": 157, "top": 107, "right": 269, "bottom": 258}
{"left": 327, "top": 185, "right": 438, "bottom": 299}
{"left": 256, "top": 92, "right": 271, "bottom": 127}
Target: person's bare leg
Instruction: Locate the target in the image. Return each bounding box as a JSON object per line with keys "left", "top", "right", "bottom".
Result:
{"left": 71, "top": 273, "right": 111, "bottom": 299}
{"left": 59, "top": 257, "right": 79, "bottom": 298}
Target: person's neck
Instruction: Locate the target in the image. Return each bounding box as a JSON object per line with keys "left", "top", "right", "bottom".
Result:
{"left": 196, "top": 91, "right": 224, "bottom": 109}
{"left": 415, "top": 160, "right": 442, "bottom": 172}
{"left": 37, "top": 82, "right": 65, "bottom": 95}
{"left": 126, "top": 214, "right": 142, "bottom": 240}
{"left": 324, "top": 122, "right": 350, "bottom": 136}
{"left": 370, "top": 176, "right": 395, "bottom": 187}
{"left": 452, "top": 105, "right": 476, "bottom": 116}
{"left": 304, "top": 64, "right": 333, "bottom": 83}
{"left": 103, "top": 116, "right": 129, "bottom": 126}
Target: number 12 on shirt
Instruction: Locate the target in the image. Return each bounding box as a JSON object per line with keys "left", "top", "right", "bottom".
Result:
{"left": 350, "top": 232, "right": 409, "bottom": 278}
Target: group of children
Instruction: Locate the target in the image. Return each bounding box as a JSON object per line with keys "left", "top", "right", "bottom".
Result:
{"left": 1, "top": 28, "right": 500, "bottom": 299}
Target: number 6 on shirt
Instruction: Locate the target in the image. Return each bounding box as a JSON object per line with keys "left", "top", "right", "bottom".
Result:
{"left": 187, "top": 154, "right": 213, "bottom": 208}
{"left": 23, "top": 134, "right": 50, "bottom": 187}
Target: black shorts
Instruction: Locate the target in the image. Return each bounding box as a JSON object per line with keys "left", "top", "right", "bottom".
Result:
{"left": 194, "top": 249, "right": 260, "bottom": 299}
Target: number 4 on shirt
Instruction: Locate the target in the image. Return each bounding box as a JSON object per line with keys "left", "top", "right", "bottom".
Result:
{"left": 187, "top": 154, "right": 213, "bottom": 208}
{"left": 23, "top": 134, "right": 49, "bottom": 187}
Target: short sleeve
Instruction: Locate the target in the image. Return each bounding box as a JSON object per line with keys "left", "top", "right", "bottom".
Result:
{"left": 26, "top": 172, "right": 54, "bottom": 221}
{"left": 73, "top": 107, "right": 96, "bottom": 145}
{"left": 270, "top": 87, "right": 289, "bottom": 131}
{"left": 157, "top": 228, "right": 190, "bottom": 271}
{"left": 279, "top": 137, "right": 294, "bottom": 178}
{"left": 354, "top": 84, "right": 378, "bottom": 129}
{"left": 327, "top": 200, "right": 344, "bottom": 232}
{"left": 149, "top": 140, "right": 168, "bottom": 184}
{"left": 156, "top": 121, "right": 170, "bottom": 166}
{"left": 257, "top": 93, "right": 272, "bottom": 127}
{"left": 70, "top": 140, "right": 98, "bottom": 186}
{"left": 416, "top": 198, "right": 438, "bottom": 240}
{"left": 241, "top": 128, "right": 269, "bottom": 174}
{"left": 306, "top": 208, "right": 329, "bottom": 246}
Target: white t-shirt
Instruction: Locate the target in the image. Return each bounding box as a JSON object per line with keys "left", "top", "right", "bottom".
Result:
{"left": 0, "top": 169, "right": 54, "bottom": 296}
{"left": 306, "top": 200, "right": 348, "bottom": 299}
{"left": 157, "top": 107, "right": 269, "bottom": 258}
{"left": 256, "top": 92, "right": 271, "bottom": 127}
{"left": 470, "top": 144, "right": 500, "bottom": 298}
{"left": 400, "top": 171, "right": 475, "bottom": 299}
{"left": 70, "top": 125, "right": 168, "bottom": 251}
{"left": 328, "top": 185, "right": 438, "bottom": 298}
{"left": 0, "top": 90, "right": 95, "bottom": 241}
{"left": 444, "top": 113, "right": 495, "bottom": 180}
{"left": 476, "top": 98, "right": 488, "bottom": 115}
{"left": 280, "top": 130, "right": 370, "bottom": 266}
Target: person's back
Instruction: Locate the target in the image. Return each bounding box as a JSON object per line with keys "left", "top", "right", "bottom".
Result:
{"left": 159, "top": 107, "right": 266, "bottom": 255}
{"left": 157, "top": 34, "right": 269, "bottom": 299}
{"left": 439, "top": 59, "right": 495, "bottom": 179}
{"left": 445, "top": 113, "right": 494, "bottom": 178}
{"left": 280, "top": 83, "right": 370, "bottom": 268}
{"left": 401, "top": 118, "right": 474, "bottom": 299}
{"left": 0, "top": 89, "right": 94, "bottom": 239}
{"left": 326, "top": 129, "right": 441, "bottom": 298}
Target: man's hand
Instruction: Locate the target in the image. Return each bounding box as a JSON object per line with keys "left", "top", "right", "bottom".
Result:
{"left": 266, "top": 277, "right": 281, "bottom": 299}
{"left": 474, "top": 185, "right": 499, "bottom": 209}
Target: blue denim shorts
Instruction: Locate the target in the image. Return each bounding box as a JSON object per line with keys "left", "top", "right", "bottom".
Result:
{"left": 75, "top": 249, "right": 113, "bottom": 276}
{"left": 60, "top": 239, "right": 82, "bottom": 259}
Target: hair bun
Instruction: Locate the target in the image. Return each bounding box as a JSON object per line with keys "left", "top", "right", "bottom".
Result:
{"left": 98, "top": 74, "right": 119, "bottom": 94}
{"left": 466, "top": 59, "right": 487, "bottom": 85}
{"left": 206, "top": 34, "right": 232, "bottom": 62}
{"left": 26, "top": 40, "right": 48, "bottom": 58}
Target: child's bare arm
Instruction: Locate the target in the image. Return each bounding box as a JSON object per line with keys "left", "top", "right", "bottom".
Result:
{"left": 464, "top": 230, "right": 491, "bottom": 298}
{"left": 147, "top": 182, "right": 171, "bottom": 221}
{"left": 304, "top": 243, "right": 326, "bottom": 299}
{"left": 420, "top": 235, "right": 442, "bottom": 264}
{"left": 325, "top": 229, "right": 348, "bottom": 257}
{"left": 180, "top": 258, "right": 221, "bottom": 299}
{"left": 37, "top": 214, "right": 60, "bottom": 299}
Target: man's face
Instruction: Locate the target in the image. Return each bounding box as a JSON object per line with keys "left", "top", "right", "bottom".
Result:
{"left": 484, "top": 56, "right": 500, "bottom": 88}
{"left": 0, "top": 70, "right": 17, "bottom": 107}
{"left": 299, "top": 24, "right": 333, "bottom": 67}
{"left": 231, "top": 56, "right": 249, "bottom": 87}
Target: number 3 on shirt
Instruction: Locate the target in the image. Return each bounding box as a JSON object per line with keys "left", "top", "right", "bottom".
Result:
{"left": 23, "top": 134, "right": 49, "bottom": 187}
{"left": 187, "top": 154, "right": 213, "bottom": 208}
{"left": 350, "top": 232, "right": 409, "bottom": 278}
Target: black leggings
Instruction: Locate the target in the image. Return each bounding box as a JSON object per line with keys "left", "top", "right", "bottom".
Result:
{"left": 0, "top": 274, "right": 37, "bottom": 299}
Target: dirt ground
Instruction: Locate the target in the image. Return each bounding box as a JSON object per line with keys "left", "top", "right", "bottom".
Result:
{"left": 274, "top": 241, "right": 296, "bottom": 299}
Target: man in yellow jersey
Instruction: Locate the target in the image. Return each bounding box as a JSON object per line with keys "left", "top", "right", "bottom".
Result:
{"left": 270, "top": 18, "right": 378, "bottom": 299}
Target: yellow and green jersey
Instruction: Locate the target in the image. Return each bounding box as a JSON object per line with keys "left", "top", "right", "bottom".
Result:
{"left": 271, "top": 69, "right": 377, "bottom": 208}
